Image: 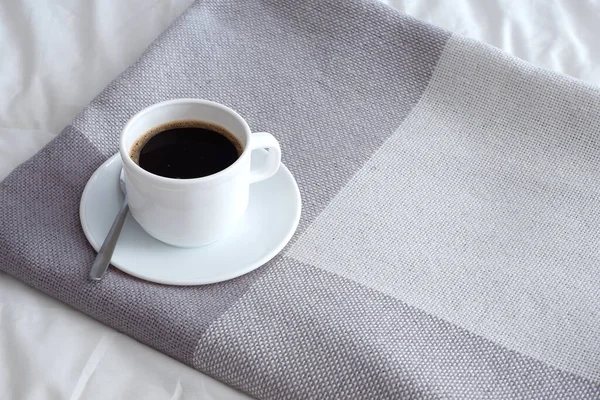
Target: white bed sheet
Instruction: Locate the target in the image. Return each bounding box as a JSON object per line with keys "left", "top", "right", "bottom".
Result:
{"left": 1, "top": 1, "right": 598, "bottom": 398}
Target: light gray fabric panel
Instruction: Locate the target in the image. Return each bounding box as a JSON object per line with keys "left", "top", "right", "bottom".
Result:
{"left": 289, "top": 35, "right": 600, "bottom": 383}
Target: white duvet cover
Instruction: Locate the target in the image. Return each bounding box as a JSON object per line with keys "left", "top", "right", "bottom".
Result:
{"left": 1, "top": 1, "right": 598, "bottom": 398}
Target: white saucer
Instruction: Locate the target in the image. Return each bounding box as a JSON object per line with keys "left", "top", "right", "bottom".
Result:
{"left": 80, "top": 153, "right": 301, "bottom": 285}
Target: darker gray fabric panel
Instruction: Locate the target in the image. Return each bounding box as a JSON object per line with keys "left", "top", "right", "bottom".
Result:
{"left": 72, "top": 0, "right": 449, "bottom": 234}
{"left": 0, "top": 126, "right": 268, "bottom": 365}
{"left": 195, "top": 258, "right": 600, "bottom": 399}
{"left": 0, "top": 0, "right": 447, "bottom": 369}
{"left": 0, "top": 0, "right": 451, "bottom": 396}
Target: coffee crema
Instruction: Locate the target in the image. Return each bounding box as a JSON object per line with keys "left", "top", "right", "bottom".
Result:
{"left": 130, "top": 120, "right": 243, "bottom": 179}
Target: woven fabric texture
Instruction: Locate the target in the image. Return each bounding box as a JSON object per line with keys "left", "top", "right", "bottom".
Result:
{"left": 1, "top": 0, "right": 599, "bottom": 398}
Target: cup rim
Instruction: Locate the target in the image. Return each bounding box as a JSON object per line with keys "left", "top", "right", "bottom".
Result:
{"left": 119, "top": 98, "right": 252, "bottom": 185}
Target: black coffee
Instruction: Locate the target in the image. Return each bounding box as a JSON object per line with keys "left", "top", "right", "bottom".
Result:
{"left": 130, "top": 120, "right": 242, "bottom": 179}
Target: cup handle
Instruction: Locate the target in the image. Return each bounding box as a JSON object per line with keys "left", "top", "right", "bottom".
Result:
{"left": 249, "top": 132, "right": 281, "bottom": 183}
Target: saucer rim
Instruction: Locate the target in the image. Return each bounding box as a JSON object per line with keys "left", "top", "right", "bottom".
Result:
{"left": 80, "top": 152, "right": 301, "bottom": 285}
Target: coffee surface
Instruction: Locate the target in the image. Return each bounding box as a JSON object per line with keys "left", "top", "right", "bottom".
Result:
{"left": 130, "top": 121, "right": 242, "bottom": 179}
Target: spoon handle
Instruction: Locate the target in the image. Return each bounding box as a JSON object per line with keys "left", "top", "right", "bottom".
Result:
{"left": 90, "top": 199, "right": 129, "bottom": 280}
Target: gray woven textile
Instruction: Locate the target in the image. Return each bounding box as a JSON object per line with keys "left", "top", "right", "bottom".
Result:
{"left": 1, "top": 0, "right": 600, "bottom": 398}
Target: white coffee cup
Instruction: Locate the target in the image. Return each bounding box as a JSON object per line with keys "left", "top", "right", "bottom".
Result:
{"left": 119, "top": 99, "right": 281, "bottom": 247}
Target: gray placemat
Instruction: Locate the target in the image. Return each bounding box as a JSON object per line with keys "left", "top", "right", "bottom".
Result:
{"left": 1, "top": 0, "right": 599, "bottom": 398}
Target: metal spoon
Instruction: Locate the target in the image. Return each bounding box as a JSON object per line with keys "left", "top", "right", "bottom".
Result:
{"left": 89, "top": 169, "right": 129, "bottom": 281}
